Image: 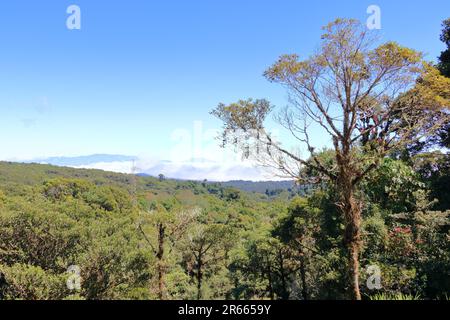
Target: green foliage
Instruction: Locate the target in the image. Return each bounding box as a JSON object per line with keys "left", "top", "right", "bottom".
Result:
{"left": 0, "top": 264, "right": 70, "bottom": 300}
{"left": 364, "top": 158, "right": 424, "bottom": 213}
{"left": 416, "top": 153, "right": 450, "bottom": 211}
{"left": 0, "top": 155, "right": 448, "bottom": 300}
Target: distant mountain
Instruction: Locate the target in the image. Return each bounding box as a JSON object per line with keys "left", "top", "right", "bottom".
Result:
{"left": 30, "top": 154, "right": 138, "bottom": 167}
{"left": 14, "top": 154, "right": 307, "bottom": 194}
{"left": 22, "top": 154, "right": 291, "bottom": 185}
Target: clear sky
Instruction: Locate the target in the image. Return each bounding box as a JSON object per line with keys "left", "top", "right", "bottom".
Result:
{"left": 0, "top": 0, "right": 449, "bottom": 164}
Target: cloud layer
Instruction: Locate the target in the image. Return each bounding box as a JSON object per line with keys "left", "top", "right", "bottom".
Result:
{"left": 31, "top": 154, "right": 278, "bottom": 181}
{"left": 74, "top": 159, "right": 275, "bottom": 181}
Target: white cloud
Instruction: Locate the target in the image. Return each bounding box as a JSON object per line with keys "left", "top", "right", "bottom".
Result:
{"left": 73, "top": 161, "right": 135, "bottom": 174}
{"left": 73, "top": 157, "right": 279, "bottom": 181}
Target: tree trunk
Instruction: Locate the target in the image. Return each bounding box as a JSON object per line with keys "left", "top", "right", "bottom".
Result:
{"left": 342, "top": 185, "right": 362, "bottom": 300}
{"left": 157, "top": 223, "right": 166, "bottom": 300}
{"left": 299, "top": 256, "right": 308, "bottom": 300}
{"left": 278, "top": 249, "right": 289, "bottom": 300}
{"left": 0, "top": 272, "right": 6, "bottom": 299}
{"left": 157, "top": 264, "right": 164, "bottom": 300}
{"left": 348, "top": 239, "right": 361, "bottom": 300}
{"left": 266, "top": 258, "right": 275, "bottom": 300}
{"left": 336, "top": 139, "right": 362, "bottom": 301}
{"left": 196, "top": 254, "right": 203, "bottom": 300}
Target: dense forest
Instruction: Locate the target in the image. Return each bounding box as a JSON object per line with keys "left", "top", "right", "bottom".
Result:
{"left": 0, "top": 146, "right": 448, "bottom": 300}
{"left": 1, "top": 18, "right": 449, "bottom": 300}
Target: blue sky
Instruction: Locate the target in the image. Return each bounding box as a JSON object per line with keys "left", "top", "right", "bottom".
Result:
{"left": 0, "top": 0, "right": 449, "bottom": 170}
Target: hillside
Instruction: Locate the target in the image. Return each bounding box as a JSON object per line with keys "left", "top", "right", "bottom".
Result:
{"left": 0, "top": 160, "right": 306, "bottom": 196}
{"left": 1, "top": 159, "right": 448, "bottom": 300}
{"left": 0, "top": 161, "right": 248, "bottom": 199}
{"left": 0, "top": 161, "right": 288, "bottom": 300}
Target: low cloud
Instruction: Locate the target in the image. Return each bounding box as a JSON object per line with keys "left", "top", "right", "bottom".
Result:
{"left": 72, "top": 157, "right": 277, "bottom": 181}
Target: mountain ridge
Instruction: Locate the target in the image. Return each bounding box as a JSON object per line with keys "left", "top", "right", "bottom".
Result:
{"left": 13, "top": 154, "right": 280, "bottom": 183}
{"left": 1, "top": 159, "right": 296, "bottom": 194}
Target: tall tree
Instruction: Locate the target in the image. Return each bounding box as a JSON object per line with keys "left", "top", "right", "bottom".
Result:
{"left": 437, "top": 18, "right": 450, "bottom": 149}
{"left": 240, "top": 237, "right": 298, "bottom": 300}
{"left": 273, "top": 197, "right": 322, "bottom": 300}
{"left": 183, "top": 223, "right": 233, "bottom": 300}
{"left": 138, "top": 199, "right": 198, "bottom": 299}
{"left": 212, "top": 19, "right": 450, "bottom": 299}
{"left": 438, "top": 18, "right": 450, "bottom": 78}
